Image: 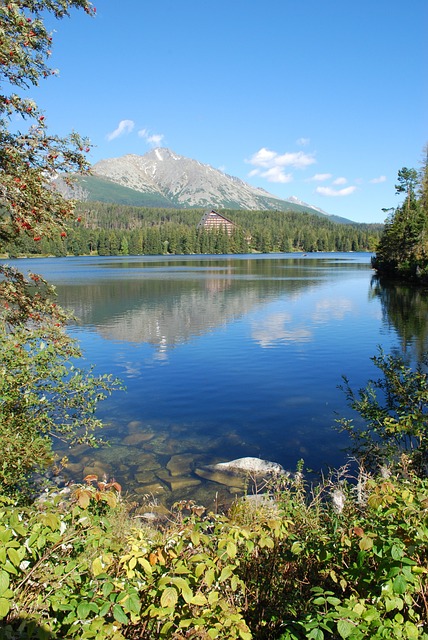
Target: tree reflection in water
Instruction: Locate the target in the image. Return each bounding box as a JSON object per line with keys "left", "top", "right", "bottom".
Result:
{"left": 370, "top": 275, "right": 428, "bottom": 360}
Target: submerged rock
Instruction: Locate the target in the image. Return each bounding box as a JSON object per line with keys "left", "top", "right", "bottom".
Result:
{"left": 155, "top": 467, "right": 201, "bottom": 492}
{"left": 194, "top": 467, "right": 248, "bottom": 489}
{"left": 82, "top": 462, "right": 111, "bottom": 480}
{"left": 123, "top": 432, "right": 155, "bottom": 446}
{"left": 166, "top": 453, "right": 195, "bottom": 476}
{"left": 136, "top": 453, "right": 162, "bottom": 471}
{"left": 134, "top": 470, "right": 158, "bottom": 484}
{"left": 164, "top": 476, "right": 202, "bottom": 492}
{"left": 133, "top": 482, "right": 168, "bottom": 497}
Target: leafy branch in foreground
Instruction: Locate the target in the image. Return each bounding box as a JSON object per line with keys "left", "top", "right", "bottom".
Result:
{"left": 0, "top": 265, "right": 122, "bottom": 500}
{"left": 337, "top": 349, "right": 428, "bottom": 476}
{"left": 1, "top": 1, "right": 96, "bottom": 247}
{"left": 0, "top": 1, "right": 124, "bottom": 500}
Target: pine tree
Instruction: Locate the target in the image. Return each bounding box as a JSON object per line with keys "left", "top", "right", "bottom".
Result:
{"left": 372, "top": 153, "right": 428, "bottom": 281}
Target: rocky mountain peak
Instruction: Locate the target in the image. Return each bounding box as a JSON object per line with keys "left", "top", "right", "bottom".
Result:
{"left": 85, "top": 148, "right": 351, "bottom": 221}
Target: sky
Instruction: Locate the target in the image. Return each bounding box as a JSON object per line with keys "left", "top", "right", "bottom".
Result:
{"left": 29, "top": 0, "right": 428, "bottom": 223}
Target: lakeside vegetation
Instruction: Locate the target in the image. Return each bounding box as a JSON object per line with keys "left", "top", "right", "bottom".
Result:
{"left": 1, "top": 457, "right": 427, "bottom": 639}
{"left": 372, "top": 155, "right": 428, "bottom": 283}
{"left": 1, "top": 2, "right": 427, "bottom": 638}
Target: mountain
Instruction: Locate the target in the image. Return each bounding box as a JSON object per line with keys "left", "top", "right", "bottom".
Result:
{"left": 286, "top": 196, "right": 332, "bottom": 218}
{"left": 62, "top": 148, "right": 353, "bottom": 223}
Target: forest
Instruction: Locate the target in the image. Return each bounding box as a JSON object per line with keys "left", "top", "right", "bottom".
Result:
{"left": 372, "top": 158, "right": 428, "bottom": 282}
{"left": 3, "top": 201, "right": 383, "bottom": 257}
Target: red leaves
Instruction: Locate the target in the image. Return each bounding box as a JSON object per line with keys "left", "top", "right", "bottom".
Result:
{"left": 83, "top": 474, "right": 98, "bottom": 483}
{"left": 106, "top": 481, "right": 122, "bottom": 493}
{"left": 73, "top": 474, "right": 122, "bottom": 510}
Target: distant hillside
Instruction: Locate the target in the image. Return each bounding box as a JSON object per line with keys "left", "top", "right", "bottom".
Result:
{"left": 56, "top": 148, "right": 353, "bottom": 224}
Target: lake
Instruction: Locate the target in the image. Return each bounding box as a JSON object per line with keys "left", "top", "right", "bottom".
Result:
{"left": 6, "top": 253, "right": 428, "bottom": 508}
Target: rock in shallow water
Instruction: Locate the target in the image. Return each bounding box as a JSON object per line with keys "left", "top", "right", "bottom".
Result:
{"left": 211, "top": 457, "right": 284, "bottom": 475}
{"left": 123, "top": 432, "right": 155, "bottom": 446}
{"left": 194, "top": 467, "right": 248, "bottom": 489}
{"left": 194, "top": 457, "right": 285, "bottom": 490}
{"left": 166, "top": 453, "right": 195, "bottom": 476}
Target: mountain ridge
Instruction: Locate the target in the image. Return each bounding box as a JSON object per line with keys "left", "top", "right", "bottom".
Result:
{"left": 64, "top": 148, "right": 353, "bottom": 224}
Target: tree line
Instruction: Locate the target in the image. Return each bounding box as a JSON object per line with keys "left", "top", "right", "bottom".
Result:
{"left": 3, "top": 201, "right": 383, "bottom": 257}
{"left": 372, "top": 150, "right": 428, "bottom": 281}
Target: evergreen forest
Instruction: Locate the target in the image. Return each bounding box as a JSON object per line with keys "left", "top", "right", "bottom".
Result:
{"left": 372, "top": 154, "right": 428, "bottom": 282}
{"left": 3, "top": 202, "right": 383, "bottom": 257}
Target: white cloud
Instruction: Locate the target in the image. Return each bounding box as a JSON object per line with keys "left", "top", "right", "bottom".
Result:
{"left": 248, "top": 147, "right": 316, "bottom": 169}
{"left": 249, "top": 167, "right": 293, "bottom": 183}
{"left": 248, "top": 147, "right": 278, "bottom": 167}
{"left": 370, "top": 175, "right": 387, "bottom": 184}
{"left": 261, "top": 167, "right": 293, "bottom": 183}
{"left": 296, "top": 137, "right": 310, "bottom": 146}
{"left": 333, "top": 177, "right": 347, "bottom": 185}
{"left": 316, "top": 185, "right": 357, "bottom": 197}
{"left": 148, "top": 133, "right": 164, "bottom": 145}
{"left": 106, "top": 119, "right": 134, "bottom": 141}
{"left": 278, "top": 151, "right": 316, "bottom": 168}
{"left": 307, "top": 173, "right": 332, "bottom": 182}
{"left": 138, "top": 128, "right": 164, "bottom": 147}
{"left": 246, "top": 147, "right": 315, "bottom": 183}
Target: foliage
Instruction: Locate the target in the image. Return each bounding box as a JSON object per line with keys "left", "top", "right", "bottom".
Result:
{"left": 0, "top": 466, "right": 427, "bottom": 639}
{"left": 72, "top": 474, "right": 122, "bottom": 514}
{"left": 0, "top": 265, "right": 121, "bottom": 499}
{"left": 372, "top": 150, "right": 428, "bottom": 281}
{"left": 337, "top": 349, "right": 428, "bottom": 476}
{"left": 0, "top": 1, "right": 121, "bottom": 501}
{"left": 0, "top": 0, "right": 96, "bottom": 246}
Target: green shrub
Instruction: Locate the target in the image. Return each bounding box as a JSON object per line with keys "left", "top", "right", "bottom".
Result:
{"left": 337, "top": 349, "right": 428, "bottom": 476}
{"left": 0, "top": 467, "right": 427, "bottom": 639}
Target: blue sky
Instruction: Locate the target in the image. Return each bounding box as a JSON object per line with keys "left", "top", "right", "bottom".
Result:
{"left": 33, "top": 0, "right": 427, "bottom": 223}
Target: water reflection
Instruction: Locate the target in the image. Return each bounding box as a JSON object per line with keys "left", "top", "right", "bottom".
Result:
{"left": 8, "top": 253, "right": 426, "bottom": 508}
{"left": 251, "top": 312, "right": 313, "bottom": 347}
{"left": 55, "top": 255, "right": 368, "bottom": 354}
{"left": 370, "top": 276, "right": 428, "bottom": 359}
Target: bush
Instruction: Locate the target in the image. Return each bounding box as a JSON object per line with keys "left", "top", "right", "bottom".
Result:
{"left": 337, "top": 349, "right": 428, "bottom": 477}
{"left": 1, "top": 467, "right": 427, "bottom": 639}
{"left": 0, "top": 266, "right": 121, "bottom": 501}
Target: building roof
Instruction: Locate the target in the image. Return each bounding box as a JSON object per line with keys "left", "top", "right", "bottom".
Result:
{"left": 197, "top": 210, "right": 236, "bottom": 229}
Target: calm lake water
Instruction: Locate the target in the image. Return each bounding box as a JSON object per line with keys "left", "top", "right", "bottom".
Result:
{"left": 7, "top": 253, "right": 428, "bottom": 508}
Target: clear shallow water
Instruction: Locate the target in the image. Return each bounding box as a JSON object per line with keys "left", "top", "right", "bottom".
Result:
{"left": 6, "top": 253, "right": 428, "bottom": 508}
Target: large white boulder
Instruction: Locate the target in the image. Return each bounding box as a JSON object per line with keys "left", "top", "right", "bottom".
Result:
{"left": 211, "top": 457, "right": 284, "bottom": 475}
